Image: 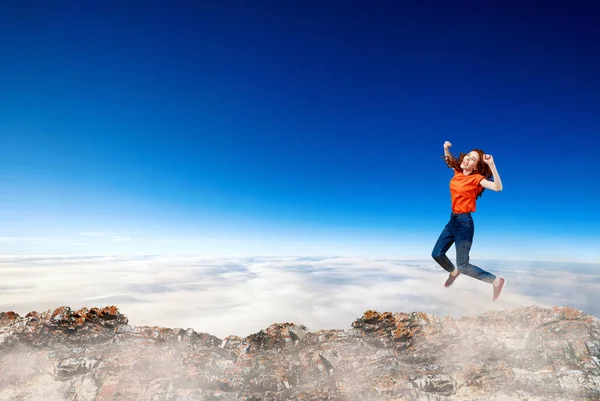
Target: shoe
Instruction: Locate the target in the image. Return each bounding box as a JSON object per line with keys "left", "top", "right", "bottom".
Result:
{"left": 444, "top": 271, "right": 460, "bottom": 287}
{"left": 493, "top": 278, "right": 505, "bottom": 301}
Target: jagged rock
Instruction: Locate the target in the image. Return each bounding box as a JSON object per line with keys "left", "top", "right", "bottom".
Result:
{"left": 1, "top": 305, "right": 599, "bottom": 400}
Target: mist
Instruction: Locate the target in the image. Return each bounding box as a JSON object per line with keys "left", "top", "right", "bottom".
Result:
{"left": 1, "top": 255, "right": 598, "bottom": 338}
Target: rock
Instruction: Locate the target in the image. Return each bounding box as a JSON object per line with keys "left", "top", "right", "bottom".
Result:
{"left": 0, "top": 305, "right": 599, "bottom": 400}
{"left": 56, "top": 357, "right": 98, "bottom": 379}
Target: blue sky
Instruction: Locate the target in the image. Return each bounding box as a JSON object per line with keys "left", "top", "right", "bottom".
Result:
{"left": 1, "top": 1, "right": 599, "bottom": 261}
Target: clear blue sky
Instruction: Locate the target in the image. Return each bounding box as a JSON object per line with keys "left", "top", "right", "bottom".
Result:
{"left": 1, "top": 1, "right": 598, "bottom": 261}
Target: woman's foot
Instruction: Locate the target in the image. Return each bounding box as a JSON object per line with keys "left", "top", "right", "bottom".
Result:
{"left": 444, "top": 270, "right": 460, "bottom": 287}
{"left": 493, "top": 277, "right": 505, "bottom": 301}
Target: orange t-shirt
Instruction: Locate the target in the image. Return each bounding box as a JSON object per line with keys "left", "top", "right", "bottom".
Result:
{"left": 450, "top": 169, "right": 484, "bottom": 213}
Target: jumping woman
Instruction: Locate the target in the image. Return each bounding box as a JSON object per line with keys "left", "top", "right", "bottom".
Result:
{"left": 431, "top": 141, "right": 506, "bottom": 301}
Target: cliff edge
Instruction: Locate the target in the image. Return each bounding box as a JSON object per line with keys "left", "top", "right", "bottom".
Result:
{"left": 1, "top": 305, "right": 599, "bottom": 400}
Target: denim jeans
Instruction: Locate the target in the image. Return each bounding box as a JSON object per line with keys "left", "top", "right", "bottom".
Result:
{"left": 431, "top": 212, "right": 496, "bottom": 284}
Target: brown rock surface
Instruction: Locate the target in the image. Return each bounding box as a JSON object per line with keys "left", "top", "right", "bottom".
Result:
{"left": 1, "top": 305, "right": 599, "bottom": 400}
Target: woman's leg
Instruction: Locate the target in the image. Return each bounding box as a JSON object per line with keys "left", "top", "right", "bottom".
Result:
{"left": 455, "top": 214, "right": 496, "bottom": 284}
{"left": 431, "top": 218, "right": 456, "bottom": 273}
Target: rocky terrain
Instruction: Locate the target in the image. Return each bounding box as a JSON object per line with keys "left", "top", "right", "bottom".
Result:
{"left": 1, "top": 305, "right": 599, "bottom": 400}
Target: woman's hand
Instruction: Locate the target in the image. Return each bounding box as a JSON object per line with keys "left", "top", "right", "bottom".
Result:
{"left": 444, "top": 141, "right": 452, "bottom": 149}
{"left": 483, "top": 154, "right": 495, "bottom": 165}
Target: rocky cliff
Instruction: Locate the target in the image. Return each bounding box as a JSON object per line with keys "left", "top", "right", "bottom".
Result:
{"left": 1, "top": 305, "right": 599, "bottom": 400}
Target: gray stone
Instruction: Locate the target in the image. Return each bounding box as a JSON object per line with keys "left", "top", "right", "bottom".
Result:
{"left": 1, "top": 305, "right": 599, "bottom": 400}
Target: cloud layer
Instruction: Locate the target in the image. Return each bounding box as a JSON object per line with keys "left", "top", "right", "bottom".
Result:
{"left": 1, "top": 255, "right": 598, "bottom": 338}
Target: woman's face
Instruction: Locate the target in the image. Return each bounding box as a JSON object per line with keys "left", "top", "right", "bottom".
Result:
{"left": 461, "top": 151, "right": 480, "bottom": 172}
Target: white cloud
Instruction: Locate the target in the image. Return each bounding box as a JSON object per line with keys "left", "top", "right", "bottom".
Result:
{"left": 0, "top": 237, "right": 88, "bottom": 246}
{"left": 0, "top": 255, "right": 598, "bottom": 339}
{"left": 0, "top": 237, "right": 46, "bottom": 242}
{"left": 79, "top": 232, "right": 132, "bottom": 242}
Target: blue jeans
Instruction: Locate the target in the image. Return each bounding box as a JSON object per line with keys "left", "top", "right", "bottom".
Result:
{"left": 431, "top": 213, "right": 496, "bottom": 284}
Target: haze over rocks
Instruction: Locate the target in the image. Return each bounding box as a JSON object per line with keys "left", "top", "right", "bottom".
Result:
{"left": 1, "top": 305, "right": 600, "bottom": 400}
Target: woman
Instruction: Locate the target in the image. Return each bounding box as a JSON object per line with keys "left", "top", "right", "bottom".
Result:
{"left": 431, "top": 141, "right": 506, "bottom": 301}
